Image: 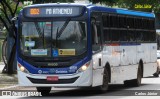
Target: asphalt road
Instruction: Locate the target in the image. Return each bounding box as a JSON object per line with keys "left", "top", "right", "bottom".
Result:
{"left": 1, "top": 75, "right": 160, "bottom": 99}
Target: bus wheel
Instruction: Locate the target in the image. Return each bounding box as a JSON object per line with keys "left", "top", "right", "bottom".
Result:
{"left": 153, "top": 67, "right": 159, "bottom": 77}
{"left": 133, "top": 64, "right": 142, "bottom": 86}
{"left": 36, "top": 87, "right": 51, "bottom": 96}
{"left": 97, "top": 68, "right": 109, "bottom": 92}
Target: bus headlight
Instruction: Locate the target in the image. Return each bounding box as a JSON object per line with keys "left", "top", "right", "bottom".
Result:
{"left": 77, "top": 61, "right": 90, "bottom": 73}
{"left": 18, "top": 63, "right": 29, "bottom": 73}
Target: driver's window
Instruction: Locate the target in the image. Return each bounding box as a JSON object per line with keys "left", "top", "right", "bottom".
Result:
{"left": 92, "top": 21, "right": 102, "bottom": 53}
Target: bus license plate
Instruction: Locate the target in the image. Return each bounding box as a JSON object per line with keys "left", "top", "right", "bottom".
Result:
{"left": 47, "top": 76, "right": 59, "bottom": 81}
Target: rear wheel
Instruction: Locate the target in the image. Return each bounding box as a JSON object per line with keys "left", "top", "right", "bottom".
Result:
{"left": 153, "top": 67, "right": 159, "bottom": 77}
{"left": 36, "top": 87, "right": 51, "bottom": 96}
{"left": 97, "top": 68, "right": 109, "bottom": 92}
{"left": 132, "top": 64, "right": 142, "bottom": 86}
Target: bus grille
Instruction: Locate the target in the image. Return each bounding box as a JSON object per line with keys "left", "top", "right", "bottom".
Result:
{"left": 27, "top": 76, "right": 79, "bottom": 84}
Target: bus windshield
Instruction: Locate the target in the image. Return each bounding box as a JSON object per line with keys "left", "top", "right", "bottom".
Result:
{"left": 20, "top": 21, "right": 87, "bottom": 57}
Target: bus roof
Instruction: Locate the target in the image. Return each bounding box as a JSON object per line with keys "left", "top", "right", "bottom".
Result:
{"left": 24, "top": 3, "right": 155, "bottom": 18}
{"left": 87, "top": 5, "right": 155, "bottom": 18}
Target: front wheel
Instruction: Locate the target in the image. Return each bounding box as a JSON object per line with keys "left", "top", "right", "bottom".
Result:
{"left": 96, "top": 68, "right": 109, "bottom": 92}
{"left": 36, "top": 87, "right": 51, "bottom": 96}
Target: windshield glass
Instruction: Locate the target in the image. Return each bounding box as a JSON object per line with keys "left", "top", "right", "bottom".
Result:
{"left": 20, "top": 21, "right": 87, "bottom": 57}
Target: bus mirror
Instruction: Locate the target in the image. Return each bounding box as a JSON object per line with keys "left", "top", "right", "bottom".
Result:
{"left": 93, "top": 24, "right": 98, "bottom": 44}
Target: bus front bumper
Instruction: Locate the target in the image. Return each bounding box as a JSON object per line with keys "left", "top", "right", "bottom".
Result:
{"left": 17, "top": 66, "right": 92, "bottom": 87}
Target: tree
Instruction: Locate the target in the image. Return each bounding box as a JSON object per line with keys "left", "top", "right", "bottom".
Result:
{"left": 89, "top": 0, "right": 118, "bottom": 7}
{"left": 0, "top": 0, "right": 24, "bottom": 74}
{"left": 90, "top": 0, "right": 160, "bottom": 12}
{"left": 27, "top": 0, "right": 74, "bottom": 4}
{"left": 117, "top": 0, "right": 160, "bottom": 12}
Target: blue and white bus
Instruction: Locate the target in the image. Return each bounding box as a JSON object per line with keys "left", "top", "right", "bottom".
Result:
{"left": 17, "top": 3, "right": 157, "bottom": 94}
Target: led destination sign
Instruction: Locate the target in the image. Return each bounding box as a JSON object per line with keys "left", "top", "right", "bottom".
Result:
{"left": 23, "top": 6, "right": 85, "bottom": 18}
{"left": 46, "top": 8, "right": 72, "bottom": 15}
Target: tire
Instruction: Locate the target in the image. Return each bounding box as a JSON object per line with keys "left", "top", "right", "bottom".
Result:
{"left": 124, "top": 64, "right": 142, "bottom": 87}
{"left": 153, "top": 73, "right": 159, "bottom": 77}
{"left": 153, "top": 67, "right": 159, "bottom": 77}
{"left": 36, "top": 87, "right": 51, "bottom": 96}
{"left": 132, "top": 64, "right": 142, "bottom": 86}
{"left": 96, "top": 68, "right": 109, "bottom": 92}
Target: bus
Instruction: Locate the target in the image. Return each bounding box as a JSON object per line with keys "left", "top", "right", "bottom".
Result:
{"left": 17, "top": 3, "right": 157, "bottom": 94}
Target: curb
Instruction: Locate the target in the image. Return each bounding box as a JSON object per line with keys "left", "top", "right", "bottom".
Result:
{"left": 0, "top": 85, "right": 18, "bottom": 90}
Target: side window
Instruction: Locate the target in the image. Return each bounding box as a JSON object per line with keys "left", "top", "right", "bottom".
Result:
{"left": 142, "top": 19, "right": 147, "bottom": 29}
{"left": 135, "top": 18, "right": 141, "bottom": 29}
{"left": 110, "top": 15, "right": 119, "bottom": 28}
{"left": 150, "top": 31, "right": 156, "bottom": 41}
{"left": 136, "top": 31, "right": 143, "bottom": 42}
{"left": 149, "top": 19, "right": 155, "bottom": 30}
{"left": 128, "top": 30, "right": 136, "bottom": 41}
{"left": 111, "top": 30, "right": 119, "bottom": 41}
{"left": 120, "top": 30, "right": 128, "bottom": 41}
{"left": 127, "top": 17, "right": 134, "bottom": 28}
{"left": 103, "top": 29, "right": 111, "bottom": 43}
{"left": 119, "top": 16, "right": 126, "bottom": 28}
{"left": 102, "top": 14, "right": 110, "bottom": 27}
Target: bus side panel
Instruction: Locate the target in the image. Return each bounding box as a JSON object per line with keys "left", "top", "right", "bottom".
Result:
{"left": 120, "top": 44, "right": 137, "bottom": 66}
{"left": 143, "top": 43, "right": 151, "bottom": 64}
{"left": 146, "top": 43, "right": 157, "bottom": 76}
{"left": 143, "top": 63, "right": 157, "bottom": 77}
{"left": 102, "top": 45, "right": 121, "bottom": 83}
{"left": 150, "top": 43, "right": 157, "bottom": 63}
{"left": 104, "top": 45, "right": 137, "bottom": 84}
{"left": 144, "top": 43, "right": 157, "bottom": 77}
{"left": 136, "top": 44, "right": 144, "bottom": 63}
{"left": 102, "top": 46, "right": 120, "bottom": 67}
{"left": 92, "top": 52, "right": 104, "bottom": 87}
{"left": 110, "top": 64, "right": 138, "bottom": 84}
{"left": 137, "top": 43, "right": 157, "bottom": 77}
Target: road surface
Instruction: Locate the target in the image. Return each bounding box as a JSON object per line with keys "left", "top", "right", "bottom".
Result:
{"left": 1, "top": 75, "right": 160, "bottom": 99}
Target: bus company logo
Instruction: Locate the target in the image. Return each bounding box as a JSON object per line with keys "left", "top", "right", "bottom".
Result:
{"left": 38, "top": 70, "right": 42, "bottom": 74}
{"left": 2, "top": 91, "right": 11, "bottom": 96}
{"left": 69, "top": 66, "right": 77, "bottom": 70}
{"left": 48, "top": 63, "right": 58, "bottom": 66}
{"left": 49, "top": 69, "right": 56, "bottom": 73}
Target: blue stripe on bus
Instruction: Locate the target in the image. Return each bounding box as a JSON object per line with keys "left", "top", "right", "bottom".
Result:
{"left": 116, "top": 9, "right": 154, "bottom": 18}
{"left": 17, "top": 56, "right": 90, "bottom": 74}
{"left": 120, "top": 42, "right": 141, "bottom": 46}
{"left": 89, "top": 6, "right": 117, "bottom": 13}
{"left": 88, "top": 5, "right": 154, "bottom": 18}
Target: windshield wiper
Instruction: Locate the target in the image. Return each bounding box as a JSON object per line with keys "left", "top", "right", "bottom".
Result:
{"left": 34, "top": 22, "right": 45, "bottom": 48}
{"left": 54, "top": 18, "right": 70, "bottom": 47}
{"left": 34, "top": 22, "right": 43, "bottom": 38}
{"left": 55, "top": 27, "right": 59, "bottom": 47}
{"left": 56, "top": 18, "right": 71, "bottom": 39}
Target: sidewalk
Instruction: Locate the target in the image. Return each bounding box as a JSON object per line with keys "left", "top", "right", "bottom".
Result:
{"left": 0, "top": 63, "right": 18, "bottom": 89}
